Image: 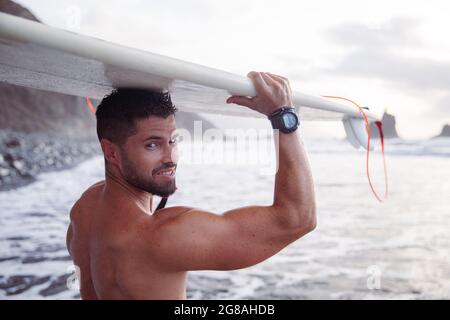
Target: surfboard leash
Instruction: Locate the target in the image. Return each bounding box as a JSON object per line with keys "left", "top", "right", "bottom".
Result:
{"left": 322, "top": 96, "right": 388, "bottom": 202}
{"left": 86, "top": 97, "right": 96, "bottom": 114}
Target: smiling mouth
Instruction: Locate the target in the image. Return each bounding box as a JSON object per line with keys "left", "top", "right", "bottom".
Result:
{"left": 155, "top": 168, "right": 176, "bottom": 177}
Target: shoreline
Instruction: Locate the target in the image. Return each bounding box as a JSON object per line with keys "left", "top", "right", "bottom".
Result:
{"left": 0, "top": 129, "right": 101, "bottom": 191}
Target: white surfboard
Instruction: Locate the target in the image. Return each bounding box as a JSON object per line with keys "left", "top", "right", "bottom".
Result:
{"left": 0, "top": 12, "right": 379, "bottom": 149}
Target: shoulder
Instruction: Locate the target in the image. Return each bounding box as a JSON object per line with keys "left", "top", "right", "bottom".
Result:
{"left": 146, "top": 206, "right": 196, "bottom": 226}
{"left": 70, "top": 180, "right": 105, "bottom": 220}
{"left": 84, "top": 180, "right": 105, "bottom": 195}
{"left": 134, "top": 206, "right": 203, "bottom": 239}
{"left": 79, "top": 180, "right": 105, "bottom": 204}
{"left": 144, "top": 207, "right": 224, "bottom": 243}
{"left": 151, "top": 206, "right": 216, "bottom": 225}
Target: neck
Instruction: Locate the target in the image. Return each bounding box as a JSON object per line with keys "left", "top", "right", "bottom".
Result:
{"left": 104, "top": 167, "right": 153, "bottom": 213}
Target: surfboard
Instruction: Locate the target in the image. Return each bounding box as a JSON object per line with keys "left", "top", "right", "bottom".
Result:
{"left": 0, "top": 12, "right": 379, "bottom": 149}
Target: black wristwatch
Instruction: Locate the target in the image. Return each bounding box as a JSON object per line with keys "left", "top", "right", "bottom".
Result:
{"left": 268, "top": 106, "right": 299, "bottom": 133}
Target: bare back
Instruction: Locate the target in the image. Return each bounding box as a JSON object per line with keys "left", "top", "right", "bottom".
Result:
{"left": 67, "top": 181, "right": 189, "bottom": 299}
{"left": 67, "top": 178, "right": 314, "bottom": 300}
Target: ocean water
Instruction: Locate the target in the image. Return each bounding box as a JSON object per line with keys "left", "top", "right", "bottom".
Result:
{"left": 0, "top": 137, "right": 449, "bottom": 299}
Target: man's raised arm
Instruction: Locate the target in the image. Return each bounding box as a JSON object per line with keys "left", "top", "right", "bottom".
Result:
{"left": 148, "top": 71, "right": 316, "bottom": 271}
{"left": 226, "top": 71, "right": 316, "bottom": 230}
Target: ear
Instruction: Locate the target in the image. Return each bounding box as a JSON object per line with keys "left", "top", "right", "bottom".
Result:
{"left": 100, "top": 139, "right": 121, "bottom": 166}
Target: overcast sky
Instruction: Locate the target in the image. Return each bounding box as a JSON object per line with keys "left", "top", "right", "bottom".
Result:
{"left": 16, "top": 0, "right": 450, "bottom": 139}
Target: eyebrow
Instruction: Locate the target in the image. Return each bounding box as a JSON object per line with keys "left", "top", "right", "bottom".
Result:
{"left": 144, "top": 136, "right": 163, "bottom": 141}
{"left": 143, "top": 133, "right": 179, "bottom": 142}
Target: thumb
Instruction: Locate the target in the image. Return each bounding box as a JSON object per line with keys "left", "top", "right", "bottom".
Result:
{"left": 226, "top": 96, "right": 257, "bottom": 109}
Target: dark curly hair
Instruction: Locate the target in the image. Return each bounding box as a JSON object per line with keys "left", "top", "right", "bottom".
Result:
{"left": 95, "top": 88, "right": 177, "bottom": 145}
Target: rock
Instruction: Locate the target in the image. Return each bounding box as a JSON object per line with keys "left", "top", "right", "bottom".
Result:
{"left": 0, "top": 275, "right": 51, "bottom": 295}
{"left": 0, "top": 167, "right": 10, "bottom": 177}
{"left": 0, "top": 256, "right": 20, "bottom": 263}
{"left": 21, "top": 256, "right": 48, "bottom": 264}
{"left": 5, "top": 138, "right": 21, "bottom": 148}
{"left": 3, "top": 153, "right": 14, "bottom": 164}
{"left": 0, "top": 0, "right": 40, "bottom": 22}
{"left": 12, "top": 159, "right": 25, "bottom": 171}
{"left": 435, "top": 124, "right": 450, "bottom": 138}
{"left": 370, "top": 111, "right": 399, "bottom": 139}
{"left": 39, "top": 274, "right": 71, "bottom": 297}
{"left": 6, "top": 236, "right": 30, "bottom": 241}
{"left": 63, "top": 156, "right": 73, "bottom": 165}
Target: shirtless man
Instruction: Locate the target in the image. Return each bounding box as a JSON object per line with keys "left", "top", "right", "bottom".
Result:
{"left": 66, "top": 71, "right": 316, "bottom": 299}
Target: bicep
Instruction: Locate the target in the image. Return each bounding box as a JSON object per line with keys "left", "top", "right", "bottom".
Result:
{"left": 152, "top": 206, "right": 301, "bottom": 271}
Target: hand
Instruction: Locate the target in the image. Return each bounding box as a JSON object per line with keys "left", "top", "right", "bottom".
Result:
{"left": 226, "top": 71, "right": 294, "bottom": 116}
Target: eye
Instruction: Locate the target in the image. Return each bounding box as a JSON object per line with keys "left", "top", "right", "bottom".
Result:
{"left": 146, "top": 142, "right": 158, "bottom": 149}
{"left": 170, "top": 136, "right": 182, "bottom": 145}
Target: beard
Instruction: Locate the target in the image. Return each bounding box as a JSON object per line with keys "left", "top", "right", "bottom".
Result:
{"left": 120, "top": 152, "right": 177, "bottom": 198}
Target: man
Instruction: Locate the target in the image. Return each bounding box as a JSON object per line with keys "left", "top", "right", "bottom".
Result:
{"left": 66, "top": 71, "right": 316, "bottom": 299}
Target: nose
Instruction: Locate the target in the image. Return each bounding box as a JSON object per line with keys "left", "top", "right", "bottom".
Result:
{"left": 162, "top": 141, "right": 179, "bottom": 164}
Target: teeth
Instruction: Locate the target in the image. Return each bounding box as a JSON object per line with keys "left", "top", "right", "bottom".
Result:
{"left": 157, "top": 170, "right": 174, "bottom": 176}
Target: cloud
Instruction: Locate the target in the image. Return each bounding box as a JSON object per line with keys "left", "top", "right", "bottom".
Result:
{"left": 324, "top": 17, "right": 450, "bottom": 90}
{"left": 328, "top": 17, "right": 423, "bottom": 49}
{"left": 330, "top": 50, "right": 450, "bottom": 92}
{"left": 435, "top": 94, "right": 450, "bottom": 117}
{"left": 324, "top": 17, "right": 450, "bottom": 117}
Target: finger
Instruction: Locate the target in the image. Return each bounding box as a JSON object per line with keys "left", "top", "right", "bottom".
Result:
{"left": 226, "top": 95, "right": 258, "bottom": 109}
{"left": 261, "top": 72, "right": 283, "bottom": 87}
{"left": 266, "top": 72, "right": 292, "bottom": 96}
{"left": 247, "top": 71, "right": 270, "bottom": 95}
{"left": 266, "top": 73, "right": 284, "bottom": 85}
{"left": 267, "top": 72, "right": 288, "bottom": 82}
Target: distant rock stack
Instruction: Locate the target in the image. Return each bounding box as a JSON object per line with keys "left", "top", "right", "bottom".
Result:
{"left": 434, "top": 124, "right": 450, "bottom": 138}
{"left": 369, "top": 111, "right": 399, "bottom": 139}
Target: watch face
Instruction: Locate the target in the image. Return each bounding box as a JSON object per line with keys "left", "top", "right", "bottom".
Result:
{"left": 282, "top": 112, "right": 298, "bottom": 129}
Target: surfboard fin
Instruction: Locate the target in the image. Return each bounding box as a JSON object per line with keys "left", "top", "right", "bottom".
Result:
{"left": 343, "top": 116, "right": 373, "bottom": 150}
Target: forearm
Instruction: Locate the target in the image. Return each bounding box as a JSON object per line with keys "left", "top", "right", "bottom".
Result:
{"left": 272, "top": 129, "right": 316, "bottom": 228}
{"left": 226, "top": 71, "right": 316, "bottom": 230}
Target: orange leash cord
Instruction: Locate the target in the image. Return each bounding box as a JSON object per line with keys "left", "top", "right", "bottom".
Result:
{"left": 86, "top": 97, "right": 96, "bottom": 114}
{"left": 322, "top": 96, "right": 388, "bottom": 202}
